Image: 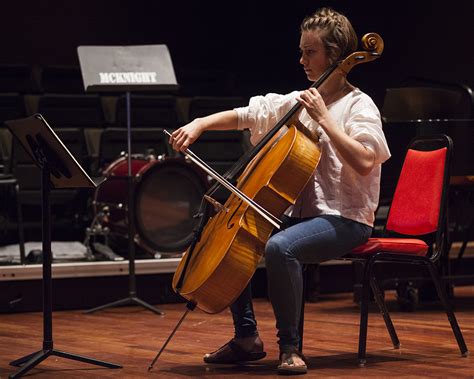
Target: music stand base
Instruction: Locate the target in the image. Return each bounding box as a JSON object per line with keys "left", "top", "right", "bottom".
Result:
{"left": 84, "top": 295, "right": 164, "bottom": 315}
{"left": 9, "top": 347, "right": 121, "bottom": 378}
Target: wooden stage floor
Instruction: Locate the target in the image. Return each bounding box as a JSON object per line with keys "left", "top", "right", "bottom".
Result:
{"left": 0, "top": 287, "right": 473, "bottom": 378}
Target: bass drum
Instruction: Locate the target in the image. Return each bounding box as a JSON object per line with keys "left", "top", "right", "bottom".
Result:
{"left": 94, "top": 155, "right": 209, "bottom": 255}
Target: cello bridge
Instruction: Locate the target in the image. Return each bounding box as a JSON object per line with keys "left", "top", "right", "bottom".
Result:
{"left": 204, "top": 195, "right": 229, "bottom": 213}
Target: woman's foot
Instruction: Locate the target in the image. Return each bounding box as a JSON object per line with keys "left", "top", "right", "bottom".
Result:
{"left": 203, "top": 336, "right": 266, "bottom": 364}
{"left": 277, "top": 351, "right": 307, "bottom": 375}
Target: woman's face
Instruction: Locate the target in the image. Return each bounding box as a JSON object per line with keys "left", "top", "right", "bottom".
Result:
{"left": 299, "top": 30, "right": 331, "bottom": 82}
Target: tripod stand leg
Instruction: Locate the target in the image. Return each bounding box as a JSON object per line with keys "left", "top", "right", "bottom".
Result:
{"left": 131, "top": 296, "right": 164, "bottom": 315}
{"left": 10, "top": 351, "right": 41, "bottom": 366}
{"left": 84, "top": 297, "right": 133, "bottom": 314}
{"left": 52, "top": 349, "right": 122, "bottom": 368}
{"left": 9, "top": 348, "right": 122, "bottom": 378}
{"left": 85, "top": 296, "right": 165, "bottom": 315}
{"left": 9, "top": 350, "right": 51, "bottom": 379}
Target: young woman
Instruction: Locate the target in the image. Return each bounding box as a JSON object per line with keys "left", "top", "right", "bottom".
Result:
{"left": 170, "top": 7, "right": 390, "bottom": 375}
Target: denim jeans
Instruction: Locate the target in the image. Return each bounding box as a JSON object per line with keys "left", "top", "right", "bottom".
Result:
{"left": 230, "top": 215, "right": 372, "bottom": 353}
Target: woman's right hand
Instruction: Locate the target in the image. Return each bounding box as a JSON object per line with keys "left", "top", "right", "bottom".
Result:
{"left": 169, "top": 119, "right": 205, "bottom": 152}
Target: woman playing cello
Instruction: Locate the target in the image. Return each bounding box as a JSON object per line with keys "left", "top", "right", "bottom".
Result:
{"left": 169, "top": 7, "right": 390, "bottom": 376}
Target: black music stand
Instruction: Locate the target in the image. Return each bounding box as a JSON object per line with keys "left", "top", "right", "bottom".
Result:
{"left": 4, "top": 114, "right": 122, "bottom": 378}
{"left": 77, "top": 45, "right": 178, "bottom": 314}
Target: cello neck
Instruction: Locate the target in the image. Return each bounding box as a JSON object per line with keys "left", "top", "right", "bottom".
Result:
{"left": 221, "top": 61, "right": 340, "bottom": 185}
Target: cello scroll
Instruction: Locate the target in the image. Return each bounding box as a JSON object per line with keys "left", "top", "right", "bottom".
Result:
{"left": 338, "top": 32, "right": 384, "bottom": 74}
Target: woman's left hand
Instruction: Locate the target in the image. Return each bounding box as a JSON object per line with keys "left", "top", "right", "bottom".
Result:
{"left": 298, "top": 88, "right": 376, "bottom": 176}
{"left": 297, "top": 88, "right": 329, "bottom": 123}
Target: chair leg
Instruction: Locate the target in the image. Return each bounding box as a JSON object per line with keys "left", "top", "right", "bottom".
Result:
{"left": 426, "top": 260, "right": 469, "bottom": 357}
{"left": 369, "top": 276, "right": 400, "bottom": 349}
{"left": 357, "top": 260, "right": 373, "bottom": 367}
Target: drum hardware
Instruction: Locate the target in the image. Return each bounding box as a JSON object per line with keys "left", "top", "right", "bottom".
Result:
{"left": 92, "top": 200, "right": 125, "bottom": 211}
{"left": 83, "top": 205, "right": 124, "bottom": 262}
{"left": 132, "top": 235, "right": 179, "bottom": 259}
{"left": 93, "top": 155, "right": 211, "bottom": 257}
{"left": 92, "top": 242, "right": 124, "bottom": 262}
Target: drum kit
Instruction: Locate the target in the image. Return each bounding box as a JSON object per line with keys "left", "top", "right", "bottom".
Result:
{"left": 89, "top": 151, "right": 210, "bottom": 258}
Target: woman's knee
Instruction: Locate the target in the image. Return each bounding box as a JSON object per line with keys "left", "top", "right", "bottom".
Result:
{"left": 265, "top": 234, "right": 292, "bottom": 265}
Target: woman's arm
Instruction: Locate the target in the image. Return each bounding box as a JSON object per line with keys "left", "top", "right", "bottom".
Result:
{"left": 169, "top": 110, "right": 238, "bottom": 152}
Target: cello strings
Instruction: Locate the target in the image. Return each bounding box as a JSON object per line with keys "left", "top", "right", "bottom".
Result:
{"left": 184, "top": 147, "right": 282, "bottom": 229}
{"left": 164, "top": 130, "right": 282, "bottom": 229}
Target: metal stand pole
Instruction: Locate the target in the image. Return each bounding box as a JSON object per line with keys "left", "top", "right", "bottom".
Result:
{"left": 85, "top": 92, "right": 163, "bottom": 315}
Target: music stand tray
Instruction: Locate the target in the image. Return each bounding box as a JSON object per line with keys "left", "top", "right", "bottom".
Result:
{"left": 4, "top": 114, "right": 122, "bottom": 378}
{"left": 77, "top": 45, "right": 178, "bottom": 315}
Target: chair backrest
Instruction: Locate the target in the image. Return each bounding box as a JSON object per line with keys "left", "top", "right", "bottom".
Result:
{"left": 381, "top": 80, "right": 473, "bottom": 122}
{"left": 187, "top": 96, "right": 247, "bottom": 122}
{"left": 382, "top": 87, "right": 472, "bottom": 121}
{"left": 0, "top": 64, "right": 38, "bottom": 93}
{"left": 386, "top": 135, "right": 452, "bottom": 248}
{"left": 38, "top": 65, "right": 85, "bottom": 94}
{"left": 37, "top": 94, "right": 105, "bottom": 128}
{"left": 115, "top": 95, "right": 179, "bottom": 129}
{"left": 98, "top": 127, "right": 171, "bottom": 170}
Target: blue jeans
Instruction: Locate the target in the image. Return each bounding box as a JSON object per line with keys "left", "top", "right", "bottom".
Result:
{"left": 230, "top": 215, "right": 372, "bottom": 353}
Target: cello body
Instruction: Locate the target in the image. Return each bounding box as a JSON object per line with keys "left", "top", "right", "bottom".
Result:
{"left": 172, "top": 125, "right": 321, "bottom": 313}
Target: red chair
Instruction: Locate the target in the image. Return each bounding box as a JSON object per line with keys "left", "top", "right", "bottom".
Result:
{"left": 300, "top": 134, "right": 469, "bottom": 365}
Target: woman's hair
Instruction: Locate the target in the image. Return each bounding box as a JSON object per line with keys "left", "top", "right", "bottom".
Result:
{"left": 300, "top": 7, "right": 358, "bottom": 64}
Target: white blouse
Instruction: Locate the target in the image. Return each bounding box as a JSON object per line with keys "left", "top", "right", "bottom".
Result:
{"left": 234, "top": 88, "right": 391, "bottom": 227}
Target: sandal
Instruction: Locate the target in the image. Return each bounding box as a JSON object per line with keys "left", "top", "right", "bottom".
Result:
{"left": 277, "top": 351, "right": 307, "bottom": 375}
{"left": 203, "top": 339, "right": 267, "bottom": 364}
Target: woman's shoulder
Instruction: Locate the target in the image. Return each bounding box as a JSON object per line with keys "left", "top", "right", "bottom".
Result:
{"left": 247, "top": 90, "right": 300, "bottom": 109}
{"left": 345, "top": 88, "right": 379, "bottom": 113}
{"left": 259, "top": 90, "right": 300, "bottom": 102}
{"left": 347, "top": 87, "right": 375, "bottom": 103}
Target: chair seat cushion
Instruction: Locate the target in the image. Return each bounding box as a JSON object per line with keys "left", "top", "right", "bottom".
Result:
{"left": 350, "top": 238, "right": 429, "bottom": 256}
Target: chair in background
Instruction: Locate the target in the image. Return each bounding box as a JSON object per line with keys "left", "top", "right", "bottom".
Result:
{"left": 9, "top": 123, "right": 88, "bottom": 241}
{"left": 0, "top": 93, "right": 27, "bottom": 122}
{"left": 37, "top": 65, "right": 85, "bottom": 94}
{"left": 381, "top": 85, "right": 472, "bottom": 122}
{"left": 381, "top": 77, "right": 473, "bottom": 121}
{"left": 36, "top": 94, "right": 104, "bottom": 128}
{"left": 175, "top": 68, "right": 237, "bottom": 97}
{"left": 299, "top": 135, "right": 468, "bottom": 365}
{"left": 0, "top": 64, "right": 38, "bottom": 94}
{"left": 187, "top": 96, "right": 247, "bottom": 121}
{"left": 36, "top": 93, "right": 105, "bottom": 174}
{"left": 114, "top": 94, "right": 179, "bottom": 129}
{"left": 186, "top": 96, "right": 250, "bottom": 202}
{"left": 0, "top": 174, "right": 25, "bottom": 263}
{"left": 0, "top": 93, "right": 27, "bottom": 171}
{"left": 190, "top": 130, "right": 248, "bottom": 174}
{"left": 0, "top": 95, "right": 28, "bottom": 255}
{"left": 36, "top": 66, "right": 107, "bottom": 174}
{"left": 97, "top": 128, "right": 171, "bottom": 172}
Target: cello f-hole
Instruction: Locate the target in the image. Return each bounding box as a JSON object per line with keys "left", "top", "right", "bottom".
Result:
{"left": 227, "top": 198, "right": 243, "bottom": 230}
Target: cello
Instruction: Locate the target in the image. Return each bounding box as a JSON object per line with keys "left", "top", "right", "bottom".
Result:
{"left": 149, "top": 32, "right": 384, "bottom": 369}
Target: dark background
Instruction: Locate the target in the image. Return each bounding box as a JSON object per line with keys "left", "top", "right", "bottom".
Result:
{"left": 1, "top": 0, "right": 473, "bottom": 107}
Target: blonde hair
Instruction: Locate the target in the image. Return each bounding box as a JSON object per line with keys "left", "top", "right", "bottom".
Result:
{"left": 300, "top": 7, "right": 358, "bottom": 64}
